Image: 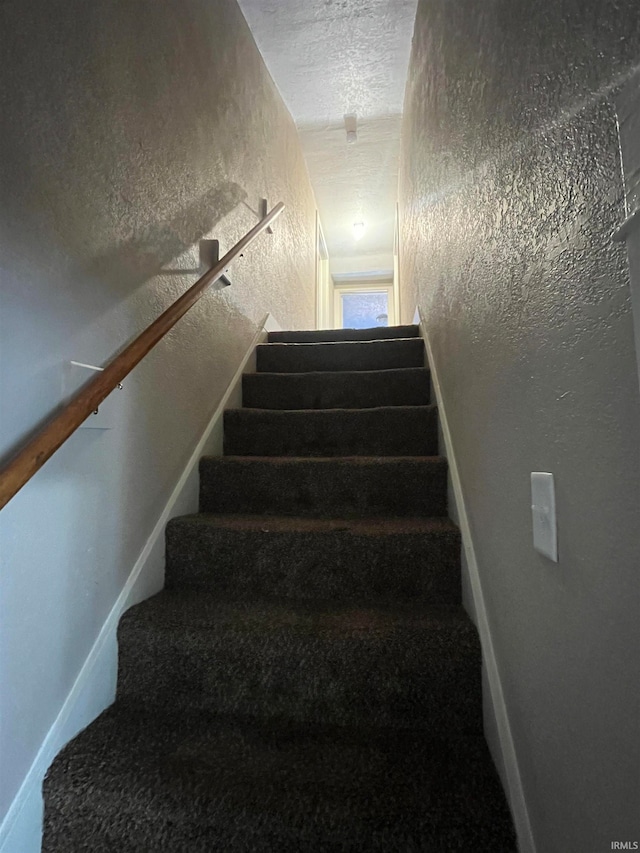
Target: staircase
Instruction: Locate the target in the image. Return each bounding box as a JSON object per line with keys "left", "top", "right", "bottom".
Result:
{"left": 43, "top": 324, "right": 516, "bottom": 851}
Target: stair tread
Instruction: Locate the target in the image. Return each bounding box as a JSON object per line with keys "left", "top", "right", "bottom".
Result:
{"left": 223, "top": 405, "right": 438, "bottom": 457}
{"left": 171, "top": 513, "right": 459, "bottom": 536}
{"left": 248, "top": 366, "right": 429, "bottom": 377}
{"left": 44, "top": 703, "right": 516, "bottom": 853}
{"left": 199, "top": 455, "right": 448, "bottom": 518}
{"left": 121, "top": 589, "right": 473, "bottom": 634}
{"left": 257, "top": 337, "right": 425, "bottom": 373}
{"left": 262, "top": 336, "right": 419, "bottom": 348}
{"left": 268, "top": 324, "right": 420, "bottom": 342}
{"left": 208, "top": 453, "right": 446, "bottom": 463}
{"left": 226, "top": 403, "right": 435, "bottom": 414}
{"left": 117, "top": 595, "right": 481, "bottom": 732}
{"left": 166, "top": 512, "right": 460, "bottom": 604}
{"left": 242, "top": 366, "right": 430, "bottom": 409}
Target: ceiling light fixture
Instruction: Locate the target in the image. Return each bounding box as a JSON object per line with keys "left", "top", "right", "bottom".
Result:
{"left": 353, "top": 221, "right": 365, "bottom": 241}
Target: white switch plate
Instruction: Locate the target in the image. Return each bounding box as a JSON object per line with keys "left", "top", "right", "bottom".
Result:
{"left": 531, "top": 472, "right": 558, "bottom": 562}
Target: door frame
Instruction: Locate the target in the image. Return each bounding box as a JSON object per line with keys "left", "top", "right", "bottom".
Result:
{"left": 315, "top": 213, "right": 332, "bottom": 329}
{"left": 393, "top": 202, "right": 401, "bottom": 324}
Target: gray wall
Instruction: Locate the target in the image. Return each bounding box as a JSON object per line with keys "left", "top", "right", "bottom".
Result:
{"left": 400, "top": 2, "right": 640, "bottom": 851}
{"left": 0, "top": 0, "right": 315, "bottom": 834}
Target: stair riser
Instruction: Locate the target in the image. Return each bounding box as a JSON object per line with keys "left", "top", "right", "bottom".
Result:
{"left": 257, "top": 338, "right": 424, "bottom": 373}
{"left": 268, "top": 324, "right": 420, "bottom": 343}
{"left": 117, "top": 620, "right": 482, "bottom": 735}
{"left": 165, "top": 525, "right": 461, "bottom": 604}
{"left": 200, "top": 457, "right": 448, "bottom": 517}
{"left": 242, "top": 368, "right": 430, "bottom": 410}
{"left": 223, "top": 406, "right": 438, "bottom": 457}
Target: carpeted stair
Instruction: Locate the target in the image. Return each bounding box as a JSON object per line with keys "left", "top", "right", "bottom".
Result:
{"left": 42, "top": 324, "right": 517, "bottom": 851}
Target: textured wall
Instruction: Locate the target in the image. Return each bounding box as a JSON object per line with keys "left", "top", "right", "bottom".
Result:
{"left": 237, "top": 0, "right": 418, "bottom": 274}
{"left": 400, "top": 2, "right": 640, "bottom": 851}
{"left": 615, "top": 72, "right": 640, "bottom": 385}
{"left": 0, "top": 0, "right": 315, "bottom": 832}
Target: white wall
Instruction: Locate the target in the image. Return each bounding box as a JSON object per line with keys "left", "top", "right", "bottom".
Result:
{"left": 0, "top": 0, "right": 316, "bottom": 844}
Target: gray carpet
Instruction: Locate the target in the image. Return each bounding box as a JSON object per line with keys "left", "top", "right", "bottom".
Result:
{"left": 223, "top": 405, "right": 438, "bottom": 457}
{"left": 43, "top": 704, "right": 515, "bottom": 853}
{"left": 198, "top": 456, "right": 449, "bottom": 517}
{"left": 242, "top": 367, "right": 430, "bottom": 409}
{"left": 268, "top": 324, "right": 420, "bottom": 343}
{"left": 256, "top": 337, "right": 425, "bottom": 373}
{"left": 42, "top": 324, "right": 517, "bottom": 851}
{"left": 165, "top": 515, "right": 461, "bottom": 602}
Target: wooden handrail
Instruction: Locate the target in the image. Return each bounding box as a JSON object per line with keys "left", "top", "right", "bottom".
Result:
{"left": 0, "top": 202, "right": 285, "bottom": 511}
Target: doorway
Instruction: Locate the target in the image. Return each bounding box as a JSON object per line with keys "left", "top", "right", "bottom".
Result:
{"left": 333, "top": 280, "right": 395, "bottom": 329}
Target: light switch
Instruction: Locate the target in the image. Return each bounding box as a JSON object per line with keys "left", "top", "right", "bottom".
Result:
{"left": 531, "top": 472, "right": 558, "bottom": 562}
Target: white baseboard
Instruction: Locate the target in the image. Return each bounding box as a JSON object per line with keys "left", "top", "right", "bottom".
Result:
{"left": 0, "top": 315, "right": 270, "bottom": 853}
{"left": 416, "top": 308, "right": 536, "bottom": 853}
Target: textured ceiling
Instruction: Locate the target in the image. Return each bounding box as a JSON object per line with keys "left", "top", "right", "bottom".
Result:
{"left": 237, "top": 0, "right": 418, "bottom": 274}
